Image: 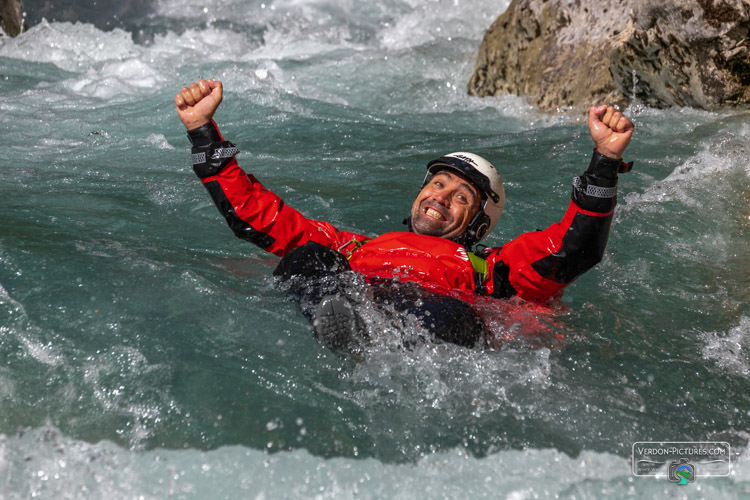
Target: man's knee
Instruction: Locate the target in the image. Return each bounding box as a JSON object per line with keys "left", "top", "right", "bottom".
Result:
{"left": 273, "top": 242, "right": 351, "bottom": 281}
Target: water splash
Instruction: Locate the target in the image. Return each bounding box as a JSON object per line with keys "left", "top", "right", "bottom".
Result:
{"left": 627, "top": 68, "right": 646, "bottom": 116}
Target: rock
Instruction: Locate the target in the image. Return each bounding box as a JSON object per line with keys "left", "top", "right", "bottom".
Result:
{"left": 469, "top": 0, "right": 750, "bottom": 111}
{"left": 0, "top": 0, "right": 26, "bottom": 37}
{"left": 468, "top": 0, "right": 633, "bottom": 112}
{"left": 611, "top": 0, "right": 750, "bottom": 109}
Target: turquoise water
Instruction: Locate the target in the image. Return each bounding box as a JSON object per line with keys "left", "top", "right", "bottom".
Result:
{"left": 2, "top": 0, "right": 750, "bottom": 497}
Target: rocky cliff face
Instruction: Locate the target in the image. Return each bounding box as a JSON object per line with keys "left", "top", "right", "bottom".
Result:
{"left": 469, "top": 0, "right": 750, "bottom": 111}
{"left": 612, "top": 0, "right": 750, "bottom": 109}
{"left": 0, "top": 0, "right": 26, "bottom": 37}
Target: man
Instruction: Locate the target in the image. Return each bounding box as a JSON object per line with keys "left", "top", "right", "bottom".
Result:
{"left": 175, "top": 79, "right": 634, "bottom": 351}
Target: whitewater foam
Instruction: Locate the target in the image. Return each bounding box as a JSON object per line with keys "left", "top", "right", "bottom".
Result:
{"left": 702, "top": 316, "right": 750, "bottom": 378}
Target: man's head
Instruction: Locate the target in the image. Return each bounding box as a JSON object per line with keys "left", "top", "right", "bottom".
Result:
{"left": 409, "top": 152, "right": 505, "bottom": 247}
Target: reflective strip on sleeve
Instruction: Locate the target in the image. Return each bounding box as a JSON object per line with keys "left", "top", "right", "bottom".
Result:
{"left": 212, "top": 147, "right": 240, "bottom": 160}
{"left": 192, "top": 152, "right": 207, "bottom": 165}
{"left": 573, "top": 177, "right": 616, "bottom": 198}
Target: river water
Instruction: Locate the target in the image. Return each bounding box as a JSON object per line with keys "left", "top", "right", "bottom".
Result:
{"left": 1, "top": 0, "right": 750, "bottom": 498}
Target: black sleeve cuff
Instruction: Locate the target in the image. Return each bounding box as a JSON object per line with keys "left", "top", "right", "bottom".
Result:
{"left": 586, "top": 150, "right": 633, "bottom": 179}
{"left": 187, "top": 121, "right": 239, "bottom": 179}
{"left": 187, "top": 121, "right": 222, "bottom": 147}
{"left": 572, "top": 151, "right": 622, "bottom": 213}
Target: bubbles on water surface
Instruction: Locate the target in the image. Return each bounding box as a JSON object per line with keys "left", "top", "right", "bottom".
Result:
{"left": 80, "top": 345, "right": 177, "bottom": 447}
{"left": 702, "top": 316, "right": 750, "bottom": 378}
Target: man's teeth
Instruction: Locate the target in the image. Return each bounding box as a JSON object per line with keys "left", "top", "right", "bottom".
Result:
{"left": 426, "top": 208, "right": 444, "bottom": 220}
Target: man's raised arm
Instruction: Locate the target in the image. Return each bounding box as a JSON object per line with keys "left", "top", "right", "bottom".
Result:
{"left": 174, "top": 79, "right": 369, "bottom": 257}
{"left": 482, "top": 105, "right": 635, "bottom": 302}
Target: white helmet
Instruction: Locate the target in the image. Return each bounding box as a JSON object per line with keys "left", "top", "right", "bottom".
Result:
{"left": 422, "top": 152, "right": 506, "bottom": 247}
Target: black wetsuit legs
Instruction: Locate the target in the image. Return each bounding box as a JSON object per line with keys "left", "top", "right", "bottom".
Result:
{"left": 273, "top": 242, "right": 485, "bottom": 349}
{"left": 274, "top": 242, "right": 365, "bottom": 353}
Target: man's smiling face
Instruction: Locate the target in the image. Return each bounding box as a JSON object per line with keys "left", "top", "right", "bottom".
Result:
{"left": 410, "top": 170, "right": 481, "bottom": 240}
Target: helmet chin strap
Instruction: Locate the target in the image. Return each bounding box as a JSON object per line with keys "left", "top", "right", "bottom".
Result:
{"left": 449, "top": 210, "right": 487, "bottom": 249}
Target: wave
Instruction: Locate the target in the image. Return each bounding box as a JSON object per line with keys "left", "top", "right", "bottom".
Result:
{"left": 5, "top": 424, "right": 748, "bottom": 499}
